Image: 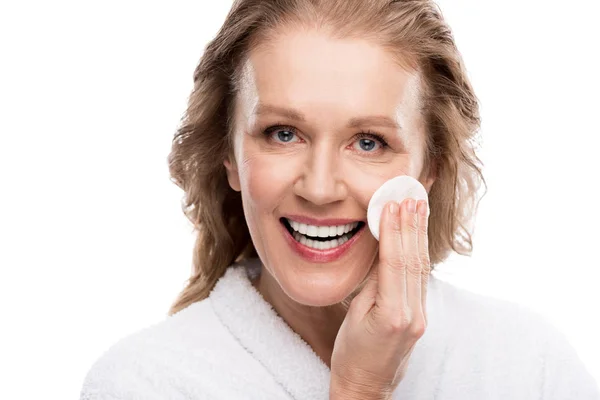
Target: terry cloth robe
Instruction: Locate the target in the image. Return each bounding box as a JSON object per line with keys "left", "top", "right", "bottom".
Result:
{"left": 80, "top": 258, "right": 600, "bottom": 399}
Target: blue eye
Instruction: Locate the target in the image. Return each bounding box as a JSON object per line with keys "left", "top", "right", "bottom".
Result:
{"left": 353, "top": 133, "right": 386, "bottom": 153}
{"left": 358, "top": 138, "right": 377, "bottom": 151}
{"left": 275, "top": 130, "right": 296, "bottom": 143}
{"left": 263, "top": 125, "right": 300, "bottom": 144}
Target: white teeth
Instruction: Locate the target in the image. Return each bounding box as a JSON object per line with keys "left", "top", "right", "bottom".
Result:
{"left": 298, "top": 223, "right": 308, "bottom": 235}
{"left": 286, "top": 218, "right": 362, "bottom": 250}
{"left": 343, "top": 222, "right": 358, "bottom": 233}
{"left": 291, "top": 220, "right": 300, "bottom": 231}
{"left": 317, "top": 226, "right": 330, "bottom": 237}
{"left": 292, "top": 230, "right": 352, "bottom": 250}
{"left": 286, "top": 218, "right": 360, "bottom": 238}
{"left": 306, "top": 225, "right": 318, "bottom": 237}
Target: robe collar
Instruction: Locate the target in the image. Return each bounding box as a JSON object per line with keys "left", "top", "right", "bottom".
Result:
{"left": 209, "top": 257, "right": 444, "bottom": 400}
{"left": 210, "top": 258, "right": 331, "bottom": 399}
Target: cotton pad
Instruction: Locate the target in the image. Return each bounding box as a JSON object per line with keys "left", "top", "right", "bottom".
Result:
{"left": 367, "top": 175, "right": 429, "bottom": 241}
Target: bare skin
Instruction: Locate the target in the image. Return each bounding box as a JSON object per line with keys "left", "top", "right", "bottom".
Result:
{"left": 224, "top": 27, "right": 435, "bottom": 398}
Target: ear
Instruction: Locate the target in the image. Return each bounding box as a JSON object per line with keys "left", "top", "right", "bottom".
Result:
{"left": 223, "top": 155, "right": 241, "bottom": 192}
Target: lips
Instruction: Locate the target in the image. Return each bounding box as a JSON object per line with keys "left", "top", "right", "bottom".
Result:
{"left": 281, "top": 218, "right": 364, "bottom": 250}
{"left": 279, "top": 217, "right": 366, "bottom": 263}
{"left": 285, "top": 218, "right": 360, "bottom": 237}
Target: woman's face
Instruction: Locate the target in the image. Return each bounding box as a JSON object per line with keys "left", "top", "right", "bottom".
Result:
{"left": 225, "top": 28, "right": 434, "bottom": 306}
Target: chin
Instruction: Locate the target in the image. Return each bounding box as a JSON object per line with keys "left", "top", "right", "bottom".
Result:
{"left": 276, "top": 265, "right": 369, "bottom": 307}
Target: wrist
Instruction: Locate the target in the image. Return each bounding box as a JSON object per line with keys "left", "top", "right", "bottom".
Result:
{"left": 330, "top": 373, "right": 392, "bottom": 400}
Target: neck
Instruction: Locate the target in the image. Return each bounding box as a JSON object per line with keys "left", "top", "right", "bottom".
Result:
{"left": 252, "top": 268, "right": 348, "bottom": 368}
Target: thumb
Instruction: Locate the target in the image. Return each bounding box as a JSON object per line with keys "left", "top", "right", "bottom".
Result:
{"left": 347, "top": 263, "right": 379, "bottom": 317}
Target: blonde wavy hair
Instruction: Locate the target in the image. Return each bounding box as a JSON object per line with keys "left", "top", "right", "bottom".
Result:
{"left": 167, "top": 0, "right": 486, "bottom": 315}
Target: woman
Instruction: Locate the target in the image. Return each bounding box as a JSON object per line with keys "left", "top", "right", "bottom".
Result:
{"left": 80, "top": 0, "right": 599, "bottom": 399}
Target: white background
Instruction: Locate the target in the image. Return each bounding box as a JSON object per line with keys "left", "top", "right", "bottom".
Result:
{"left": 1, "top": 1, "right": 598, "bottom": 398}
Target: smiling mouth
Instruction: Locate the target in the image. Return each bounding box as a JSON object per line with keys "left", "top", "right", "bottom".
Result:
{"left": 280, "top": 218, "right": 365, "bottom": 251}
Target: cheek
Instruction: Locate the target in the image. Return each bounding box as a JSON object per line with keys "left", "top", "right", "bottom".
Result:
{"left": 239, "top": 151, "right": 302, "bottom": 210}
{"left": 341, "top": 156, "right": 417, "bottom": 206}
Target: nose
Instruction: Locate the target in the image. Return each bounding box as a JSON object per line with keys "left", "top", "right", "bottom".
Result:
{"left": 293, "top": 141, "right": 348, "bottom": 206}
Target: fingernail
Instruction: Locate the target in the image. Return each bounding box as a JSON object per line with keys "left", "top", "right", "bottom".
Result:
{"left": 389, "top": 201, "right": 399, "bottom": 215}
{"left": 407, "top": 199, "right": 416, "bottom": 214}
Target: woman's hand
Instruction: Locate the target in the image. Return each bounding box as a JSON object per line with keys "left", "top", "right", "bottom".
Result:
{"left": 329, "top": 198, "right": 431, "bottom": 400}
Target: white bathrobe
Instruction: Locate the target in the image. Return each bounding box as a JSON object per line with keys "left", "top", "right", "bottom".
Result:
{"left": 80, "top": 258, "right": 599, "bottom": 399}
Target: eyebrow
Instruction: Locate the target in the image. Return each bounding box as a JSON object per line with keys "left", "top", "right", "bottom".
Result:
{"left": 254, "top": 104, "right": 402, "bottom": 130}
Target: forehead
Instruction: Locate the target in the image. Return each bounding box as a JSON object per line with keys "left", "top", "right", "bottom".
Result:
{"left": 236, "top": 29, "right": 422, "bottom": 129}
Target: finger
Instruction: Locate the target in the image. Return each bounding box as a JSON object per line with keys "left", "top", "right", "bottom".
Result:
{"left": 417, "top": 199, "right": 432, "bottom": 323}
{"left": 376, "top": 201, "right": 407, "bottom": 311}
{"left": 400, "top": 198, "right": 423, "bottom": 318}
